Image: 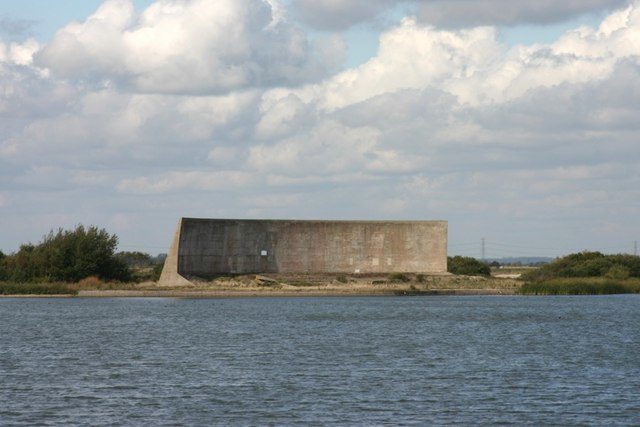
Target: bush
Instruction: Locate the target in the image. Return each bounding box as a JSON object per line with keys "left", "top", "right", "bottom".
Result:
{"left": 0, "top": 250, "right": 7, "bottom": 281}
{"left": 605, "top": 265, "right": 631, "bottom": 280}
{"left": 152, "top": 263, "right": 164, "bottom": 282}
{"left": 389, "top": 273, "right": 411, "bottom": 283}
{"left": 447, "top": 256, "right": 491, "bottom": 276}
{"left": 336, "top": 275, "right": 348, "bottom": 283}
{"left": 524, "top": 252, "right": 640, "bottom": 281}
{"left": 1, "top": 225, "right": 131, "bottom": 283}
{"left": 115, "top": 251, "right": 153, "bottom": 268}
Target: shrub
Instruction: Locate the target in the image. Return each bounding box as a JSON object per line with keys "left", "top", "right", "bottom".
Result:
{"left": 573, "top": 258, "right": 612, "bottom": 277}
{"left": 416, "top": 274, "right": 426, "bottom": 283}
{"left": 115, "top": 251, "right": 153, "bottom": 268}
{"left": 152, "top": 263, "right": 164, "bottom": 282}
{"left": 1, "top": 225, "right": 131, "bottom": 283}
{"left": 115, "top": 253, "right": 166, "bottom": 282}
{"left": 524, "top": 252, "right": 640, "bottom": 281}
{"left": 389, "top": 273, "right": 411, "bottom": 283}
{"left": 608, "top": 254, "right": 640, "bottom": 277}
{"left": 336, "top": 275, "right": 348, "bottom": 283}
{"left": 447, "top": 256, "right": 491, "bottom": 276}
{"left": 604, "top": 265, "right": 631, "bottom": 280}
{"left": 0, "top": 250, "right": 6, "bottom": 281}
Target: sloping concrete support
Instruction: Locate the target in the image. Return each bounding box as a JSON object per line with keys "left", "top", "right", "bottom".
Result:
{"left": 158, "top": 219, "right": 192, "bottom": 287}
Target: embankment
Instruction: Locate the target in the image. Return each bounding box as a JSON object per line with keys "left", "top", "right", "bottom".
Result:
{"left": 2, "top": 273, "right": 520, "bottom": 298}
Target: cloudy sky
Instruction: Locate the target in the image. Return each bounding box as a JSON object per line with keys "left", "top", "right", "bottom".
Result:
{"left": 1, "top": 0, "right": 639, "bottom": 258}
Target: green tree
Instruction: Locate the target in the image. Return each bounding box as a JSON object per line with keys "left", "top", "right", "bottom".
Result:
{"left": 116, "top": 251, "right": 153, "bottom": 268}
{"left": 524, "top": 252, "right": 640, "bottom": 281}
{"left": 447, "top": 256, "right": 491, "bottom": 276}
{"left": 3, "top": 225, "right": 131, "bottom": 283}
{"left": 0, "top": 250, "right": 6, "bottom": 281}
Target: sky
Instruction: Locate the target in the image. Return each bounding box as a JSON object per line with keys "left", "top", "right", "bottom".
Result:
{"left": 1, "top": 0, "right": 639, "bottom": 259}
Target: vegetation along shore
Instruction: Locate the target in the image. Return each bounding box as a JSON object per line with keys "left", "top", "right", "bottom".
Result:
{"left": 1, "top": 225, "right": 640, "bottom": 297}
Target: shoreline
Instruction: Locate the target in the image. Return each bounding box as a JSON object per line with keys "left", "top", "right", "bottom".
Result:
{"left": 0, "top": 294, "right": 76, "bottom": 298}
{"left": 78, "top": 288, "right": 518, "bottom": 298}
{"left": 1, "top": 274, "right": 523, "bottom": 298}
{"left": 0, "top": 288, "right": 518, "bottom": 298}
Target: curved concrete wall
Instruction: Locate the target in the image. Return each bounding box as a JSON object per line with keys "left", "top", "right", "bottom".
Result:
{"left": 160, "top": 218, "right": 447, "bottom": 283}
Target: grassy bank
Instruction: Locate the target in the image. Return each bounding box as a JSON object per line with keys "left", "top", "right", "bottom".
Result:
{"left": 520, "top": 278, "right": 640, "bottom": 295}
{"left": 0, "top": 282, "right": 78, "bottom": 296}
{"left": 0, "top": 277, "right": 139, "bottom": 296}
{"left": 0, "top": 273, "right": 522, "bottom": 297}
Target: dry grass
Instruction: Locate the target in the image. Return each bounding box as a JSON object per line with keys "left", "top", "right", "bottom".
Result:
{"left": 521, "top": 277, "right": 640, "bottom": 295}
{"left": 68, "top": 277, "right": 141, "bottom": 292}
{"left": 2, "top": 273, "right": 524, "bottom": 297}
{"left": 76, "top": 276, "right": 104, "bottom": 288}
{"left": 151, "top": 273, "right": 521, "bottom": 294}
{"left": 0, "top": 282, "right": 77, "bottom": 296}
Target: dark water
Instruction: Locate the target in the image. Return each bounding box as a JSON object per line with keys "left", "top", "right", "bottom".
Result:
{"left": 1, "top": 296, "right": 639, "bottom": 425}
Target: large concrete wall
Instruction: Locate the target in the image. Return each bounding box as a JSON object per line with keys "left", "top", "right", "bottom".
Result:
{"left": 160, "top": 218, "right": 447, "bottom": 284}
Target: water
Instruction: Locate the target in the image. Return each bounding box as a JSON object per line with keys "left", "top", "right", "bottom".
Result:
{"left": 1, "top": 296, "right": 639, "bottom": 425}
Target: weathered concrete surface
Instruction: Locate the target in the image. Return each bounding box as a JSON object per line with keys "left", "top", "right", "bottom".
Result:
{"left": 158, "top": 218, "right": 193, "bottom": 286}
{"left": 160, "top": 218, "right": 447, "bottom": 285}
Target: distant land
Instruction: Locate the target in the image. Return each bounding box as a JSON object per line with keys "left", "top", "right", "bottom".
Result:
{"left": 484, "top": 257, "right": 554, "bottom": 265}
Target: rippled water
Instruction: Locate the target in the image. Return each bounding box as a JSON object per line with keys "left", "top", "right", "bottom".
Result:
{"left": 1, "top": 295, "right": 639, "bottom": 425}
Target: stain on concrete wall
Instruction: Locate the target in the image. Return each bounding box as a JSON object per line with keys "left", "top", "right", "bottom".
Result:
{"left": 161, "top": 218, "right": 447, "bottom": 281}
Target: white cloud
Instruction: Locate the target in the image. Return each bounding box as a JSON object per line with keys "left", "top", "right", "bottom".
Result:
{"left": 207, "top": 146, "right": 239, "bottom": 165}
{"left": 288, "top": 5, "right": 640, "bottom": 111}
{"left": 249, "top": 120, "right": 421, "bottom": 175}
{"left": 314, "top": 21, "right": 503, "bottom": 109}
{"left": 116, "top": 170, "right": 254, "bottom": 194}
{"left": 255, "top": 93, "right": 314, "bottom": 140}
{"left": 2, "top": 1, "right": 640, "bottom": 255}
{"left": 0, "top": 38, "right": 39, "bottom": 65}
{"left": 241, "top": 193, "right": 301, "bottom": 208}
{"left": 36, "top": 0, "right": 342, "bottom": 94}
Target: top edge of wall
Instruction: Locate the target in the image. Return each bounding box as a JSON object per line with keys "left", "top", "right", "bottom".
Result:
{"left": 180, "top": 218, "right": 448, "bottom": 224}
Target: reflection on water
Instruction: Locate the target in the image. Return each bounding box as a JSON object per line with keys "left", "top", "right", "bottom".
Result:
{"left": 1, "top": 296, "right": 639, "bottom": 425}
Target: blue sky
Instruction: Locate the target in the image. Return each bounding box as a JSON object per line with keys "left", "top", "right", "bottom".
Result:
{"left": 0, "top": 0, "right": 153, "bottom": 39}
{"left": 0, "top": 0, "right": 638, "bottom": 259}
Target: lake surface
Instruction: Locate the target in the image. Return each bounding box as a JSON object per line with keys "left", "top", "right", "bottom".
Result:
{"left": 1, "top": 295, "right": 639, "bottom": 425}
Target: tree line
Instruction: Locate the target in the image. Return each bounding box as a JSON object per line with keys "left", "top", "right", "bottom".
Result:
{"left": 0, "top": 225, "right": 165, "bottom": 283}
{"left": 523, "top": 251, "right": 640, "bottom": 281}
